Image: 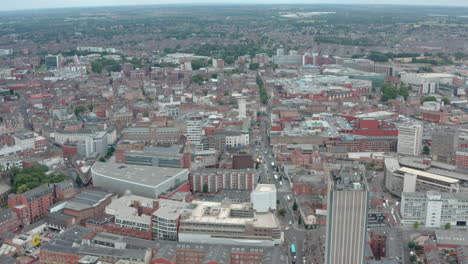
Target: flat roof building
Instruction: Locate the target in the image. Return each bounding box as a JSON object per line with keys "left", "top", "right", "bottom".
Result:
{"left": 384, "top": 157, "right": 461, "bottom": 197}
{"left": 401, "top": 191, "right": 468, "bottom": 228}
{"left": 91, "top": 157, "right": 189, "bottom": 199}
{"left": 178, "top": 200, "right": 283, "bottom": 246}
{"left": 251, "top": 184, "right": 277, "bottom": 213}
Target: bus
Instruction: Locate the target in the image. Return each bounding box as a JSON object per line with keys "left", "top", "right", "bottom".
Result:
{"left": 291, "top": 243, "right": 296, "bottom": 258}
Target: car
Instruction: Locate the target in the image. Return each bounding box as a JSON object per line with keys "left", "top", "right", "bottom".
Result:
{"left": 302, "top": 252, "right": 305, "bottom": 257}
{"left": 285, "top": 227, "right": 290, "bottom": 231}
{"left": 289, "top": 221, "right": 293, "bottom": 225}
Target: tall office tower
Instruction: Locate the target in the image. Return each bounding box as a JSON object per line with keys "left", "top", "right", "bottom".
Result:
{"left": 326, "top": 165, "right": 369, "bottom": 264}
{"left": 397, "top": 123, "right": 423, "bottom": 156}
{"left": 237, "top": 96, "right": 247, "bottom": 119}
{"left": 185, "top": 115, "right": 203, "bottom": 151}
{"left": 432, "top": 126, "right": 459, "bottom": 163}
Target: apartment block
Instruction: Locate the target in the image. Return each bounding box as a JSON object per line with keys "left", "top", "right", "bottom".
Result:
{"left": 189, "top": 169, "right": 257, "bottom": 193}
{"left": 8, "top": 185, "right": 54, "bottom": 225}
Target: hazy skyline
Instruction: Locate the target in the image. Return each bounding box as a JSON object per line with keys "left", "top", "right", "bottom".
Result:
{"left": 2, "top": 0, "right": 468, "bottom": 11}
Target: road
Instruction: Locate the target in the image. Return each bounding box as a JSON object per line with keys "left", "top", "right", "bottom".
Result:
{"left": 255, "top": 76, "right": 319, "bottom": 263}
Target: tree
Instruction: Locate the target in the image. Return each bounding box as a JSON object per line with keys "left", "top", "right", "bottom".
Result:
{"left": 211, "top": 73, "right": 218, "bottom": 79}
{"left": 423, "top": 146, "right": 430, "bottom": 155}
{"left": 191, "top": 59, "right": 208, "bottom": 70}
{"left": 298, "top": 216, "right": 302, "bottom": 225}
{"left": 409, "top": 255, "right": 417, "bottom": 262}
{"left": 444, "top": 222, "right": 451, "bottom": 229}
{"left": 277, "top": 199, "right": 280, "bottom": 205}
{"left": 224, "top": 56, "right": 235, "bottom": 65}
{"left": 202, "top": 184, "right": 209, "bottom": 193}
{"left": 249, "top": 63, "right": 260, "bottom": 71}
{"left": 191, "top": 74, "right": 206, "bottom": 85}
{"left": 421, "top": 96, "right": 437, "bottom": 103}
{"left": 408, "top": 241, "right": 416, "bottom": 249}
{"left": 442, "top": 97, "right": 450, "bottom": 105}
{"left": 413, "top": 221, "right": 420, "bottom": 229}
{"left": 75, "top": 105, "right": 86, "bottom": 115}
{"left": 292, "top": 201, "right": 298, "bottom": 211}
{"left": 380, "top": 84, "right": 410, "bottom": 102}
{"left": 12, "top": 164, "right": 67, "bottom": 194}
{"left": 75, "top": 176, "right": 83, "bottom": 186}
{"left": 277, "top": 208, "right": 287, "bottom": 217}
{"left": 398, "top": 85, "right": 410, "bottom": 100}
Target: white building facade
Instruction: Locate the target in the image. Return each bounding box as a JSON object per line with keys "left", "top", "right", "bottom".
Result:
{"left": 397, "top": 123, "right": 423, "bottom": 156}
{"left": 401, "top": 191, "right": 468, "bottom": 228}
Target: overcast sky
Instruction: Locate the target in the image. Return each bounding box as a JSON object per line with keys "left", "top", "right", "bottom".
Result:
{"left": 2, "top": 0, "right": 468, "bottom": 11}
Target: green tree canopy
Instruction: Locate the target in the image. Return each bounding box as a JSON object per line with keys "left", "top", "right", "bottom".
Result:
{"left": 12, "top": 164, "right": 67, "bottom": 194}
{"left": 249, "top": 63, "right": 260, "bottom": 71}
{"left": 421, "top": 96, "right": 437, "bottom": 103}
{"left": 423, "top": 146, "right": 430, "bottom": 155}
{"left": 191, "top": 74, "right": 207, "bottom": 85}
{"left": 191, "top": 59, "right": 209, "bottom": 70}
{"left": 75, "top": 105, "right": 87, "bottom": 115}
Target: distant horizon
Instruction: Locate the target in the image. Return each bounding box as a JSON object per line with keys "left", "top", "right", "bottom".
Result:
{"left": 2, "top": 1, "right": 468, "bottom": 12}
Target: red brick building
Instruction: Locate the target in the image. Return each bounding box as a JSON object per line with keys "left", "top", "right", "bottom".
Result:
{"left": 62, "top": 189, "right": 115, "bottom": 224}
{"left": 52, "top": 181, "right": 76, "bottom": 201}
{"left": 422, "top": 110, "right": 447, "bottom": 123}
{"left": 0, "top": 209, "right": 20, "bottom": 235}
{"left": 8, "top": 185, "right": 53, "bottom": 225}
{"left": 62, "top": 143, "right": 78, "bottom": 159}
{"left": 232, "top": 154, "right": 254, "bottom": 169}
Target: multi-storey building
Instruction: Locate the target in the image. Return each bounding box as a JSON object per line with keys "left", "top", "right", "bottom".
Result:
{"left": 189, "top": 169, "right": 257, "bottom": 193}
{"left": 432, "top": 126, "right": 459, "bottom": 163}
{"left": 397, "top": 123, "right": 423, "bottom": 156}
{"left": 384, "top": 157, "right": 461, "bottom": 197}
{"left": 251, "top": 184, "right": 277, "bottom": 213}
{"left": 178, "top": 201, "right": 282, "bottom": 246}
{"left": 216, "top": 131, "right": 250, "bottom": 149}
{"left": 52, "top": 181, "right": 76, "bottom": 201}
{"left": 41, "top": 227, "right": 287, "bottom": 264}
{"left": 83, "top": 131, "right": 108, "bottom": 158}
{"left": 326, "top": 165, "right": 369, "bottom": 264}
{"left": 62, "top": 189, "right": 115, "bottom": 224}
{"left": 124, "top": 145, "right": 191, "bottom": 168}
{"left": 186, "top": 115, "right": 203, "bottom": 150}
{"left": 152, "top": 199, "right": 189, "bottom": 241}
{"left": 401, "top": 191, "right": 468, "bottom": 228}
{"left": 456, "top": 129, "right": 468, "bottom": 169}
{"left": 8, "top": 184, "right": 54, "bottom": 225}
{"left": 45, "top": 54, "right": 62, "bottom": 69}
{"left": 104, "top": 194, "right": 158, "bottom": 240}
{"left": 0, "top": 209, "right": 20, "bottom": 235}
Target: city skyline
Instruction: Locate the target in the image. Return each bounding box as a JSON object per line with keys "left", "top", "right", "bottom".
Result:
{"left": 2, "top": 0, "right": 468, "bottom": 11}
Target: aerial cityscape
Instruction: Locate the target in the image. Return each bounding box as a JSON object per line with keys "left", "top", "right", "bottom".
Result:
{"left": 0, "top": 2, "right": 467, "bottom": 264}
